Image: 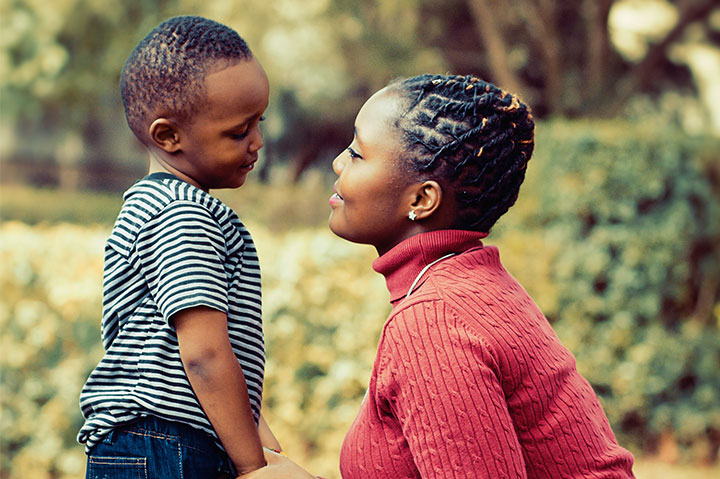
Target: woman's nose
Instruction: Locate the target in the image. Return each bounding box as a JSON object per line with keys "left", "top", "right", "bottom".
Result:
{"left": 332, "top": 152, "right": 346, "bottom": 175}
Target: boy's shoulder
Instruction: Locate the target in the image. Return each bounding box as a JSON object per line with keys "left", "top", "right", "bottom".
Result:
{"left": 107, "top": 173, "right": 236, "bottom": 255}
{"left": 121, "top": 172, "right": 231, "bottom": 218}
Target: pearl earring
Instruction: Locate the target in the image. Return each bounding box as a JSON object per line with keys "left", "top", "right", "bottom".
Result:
{"left": 408, "top": 211, "right": 417, "bottom": 221}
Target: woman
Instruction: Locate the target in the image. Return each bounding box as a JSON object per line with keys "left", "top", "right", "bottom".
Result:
{"left": 253, "top": 74, "right": 635, "bottom": 478}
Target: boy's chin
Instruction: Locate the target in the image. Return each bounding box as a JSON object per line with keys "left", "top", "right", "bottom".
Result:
{"left": 215, "top": 174, "right": 249, "bottom": 190}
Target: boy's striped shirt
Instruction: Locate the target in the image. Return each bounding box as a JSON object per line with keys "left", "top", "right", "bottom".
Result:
{"left": 78, "top": 173, "right": 264, "bottom": 452}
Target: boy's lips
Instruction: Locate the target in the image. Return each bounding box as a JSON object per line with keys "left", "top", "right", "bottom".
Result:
{"left": 240, "top": 155, "right": 258, "bottom": 170}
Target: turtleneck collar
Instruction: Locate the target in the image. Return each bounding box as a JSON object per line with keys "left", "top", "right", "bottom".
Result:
{"left": 372, "top": 229, "right": 488, "bottom": 303}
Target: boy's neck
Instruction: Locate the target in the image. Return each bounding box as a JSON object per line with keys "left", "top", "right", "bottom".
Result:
{"left": 147, "top": 152, "right": 207, "bottom": 192}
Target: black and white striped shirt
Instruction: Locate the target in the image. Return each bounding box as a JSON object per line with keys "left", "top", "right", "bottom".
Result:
{"left": 78, "top": 173, "right": 264, "bottom": 452}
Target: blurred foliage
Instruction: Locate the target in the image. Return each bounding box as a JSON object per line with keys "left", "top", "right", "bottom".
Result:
{"left": 0, "top": 0, "right": 448, "bottom": 174}
{"left": 1, "top": 0, "right": 179, "bottom": 127}
{"left": 0, "top": 168, "right": 334, "bottom": 230}
{"left": 490, "top": 118, "right": 720, "bottom": 461}
{"left": 0, "top": 222, "right": 106, "bottom": 478}
{"left": 0, "top": 220, "right": 383, "bottom": 478}
{"left": 254, "top": 229, "right": 387, "bottom": 475}
{"left": 2, "top": 0, "right": 719, "bottom": 476}
{"left": 4, "top": 0, "right": 716, "bottom": 124}
{"left": 1, "top": 119, "right": 719, "bottom": 477}
{"left": 2, "top": 0, "right": 718, "bottom": 188}
{"left": 0, "top": 185, "right": 123, "bottom": 225}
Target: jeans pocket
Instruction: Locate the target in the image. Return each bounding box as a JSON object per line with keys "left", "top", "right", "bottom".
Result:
{"left": 179, "top": 443, "right": 231, "bottom": 479}
{"left": 87, "top": 455, "right": 148, "bottom": 479}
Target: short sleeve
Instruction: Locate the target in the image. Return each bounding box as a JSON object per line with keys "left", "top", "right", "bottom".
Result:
{"left": 135, "top": 201, "right": 229, "bottom": 322}
{"left": 380, "top": 301, "right": 527, "bottom": 479}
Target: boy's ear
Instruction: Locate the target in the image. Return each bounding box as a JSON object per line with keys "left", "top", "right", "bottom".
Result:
{"left": 148, "top": 118, "right": 182, "bottom": 153}
{"left": 409, "top": 180, "right": 443, "bottom": 220}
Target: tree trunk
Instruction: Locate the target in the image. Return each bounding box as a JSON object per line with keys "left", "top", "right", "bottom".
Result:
{"left": 518, "top": 0, "right": 564, "bottom": 112}
{"left": 583, "top": 0, "right": 615, "bottom": 102}
{"left": 465, "top": 0, "right": 529, "bottom": 98}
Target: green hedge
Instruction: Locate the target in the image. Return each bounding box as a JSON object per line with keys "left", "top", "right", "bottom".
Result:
{"left": 1, "top": 119, "right": 718, "bottom": 478}
{"left": 490, "top": 119, "right": 720, "bottom": 461}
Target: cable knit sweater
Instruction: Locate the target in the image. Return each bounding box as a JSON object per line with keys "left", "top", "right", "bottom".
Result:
{"left": 339, "top": 230, "right": 634, "bottom": 479}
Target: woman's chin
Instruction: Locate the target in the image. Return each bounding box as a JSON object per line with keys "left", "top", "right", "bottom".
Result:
{"left": 328, "top": 218, "right": 356, "bottom": 244}
{"left": 327, "top": 217, "right": 345, "bottom": 239}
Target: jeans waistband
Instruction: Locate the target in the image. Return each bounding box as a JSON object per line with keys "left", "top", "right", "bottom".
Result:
{"left": 117, "top": 415, "right": 235, "bottom": 475}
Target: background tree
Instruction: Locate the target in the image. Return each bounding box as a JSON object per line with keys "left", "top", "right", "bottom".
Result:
{"left": 1, "top": 0, "right": 718, "bottom": 182}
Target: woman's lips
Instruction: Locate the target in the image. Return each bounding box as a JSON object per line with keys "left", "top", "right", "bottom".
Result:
{"left": 330, "top": 187, "right": 343, "bottom": 206}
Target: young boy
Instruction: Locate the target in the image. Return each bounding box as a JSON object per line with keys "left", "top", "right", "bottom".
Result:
{"left": 78, "top": 16, "right": 279, "bottom": 478}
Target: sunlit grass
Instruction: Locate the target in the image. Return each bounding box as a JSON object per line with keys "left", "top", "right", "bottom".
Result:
{"left": 0, "top": 167, "right": 334, "bottom": 231}
{"left": 634, "top": 457, "right": 720, "bottom": 479}
{"left": 2, "top": 179, "right": 718, "bottom": 477}
{"left": 0, "top": 184, "right": 122, "bottom": 225}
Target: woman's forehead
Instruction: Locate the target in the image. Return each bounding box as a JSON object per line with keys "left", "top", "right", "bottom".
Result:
{"left": 354, "top": 89, "right": 404, "bottom": 144}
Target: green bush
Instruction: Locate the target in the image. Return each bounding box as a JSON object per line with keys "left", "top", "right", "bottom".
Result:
{"left": 0, "top": 222, "right": 107, "bottom": 478}
{"left": 1, "top": 119, "right": 719, "bottom": 477}
{"left": 491, "top": 119, "right": 720, "bottom": 461}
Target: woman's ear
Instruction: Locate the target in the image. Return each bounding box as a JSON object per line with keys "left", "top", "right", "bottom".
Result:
{"left": 148, "top": 119, "right": 181, "bottom": 153}
{"left": 409, "top": 180, "right": 443, "bottom": 220}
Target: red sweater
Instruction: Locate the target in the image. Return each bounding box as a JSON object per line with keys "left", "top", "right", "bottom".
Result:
{"left": 339, "top": 230, "right": 634, "bottom": 479}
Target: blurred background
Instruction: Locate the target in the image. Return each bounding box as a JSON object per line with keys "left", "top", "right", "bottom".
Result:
{"left": 1, "top": 0, "right": 719, "bottom": 478}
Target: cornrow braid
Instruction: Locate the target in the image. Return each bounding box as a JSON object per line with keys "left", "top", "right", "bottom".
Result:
{"left": 388, "top": 74, "right": 534, "bottom": 232}
{"left": 120, "top": 16, "right": 253, "bottom": 143}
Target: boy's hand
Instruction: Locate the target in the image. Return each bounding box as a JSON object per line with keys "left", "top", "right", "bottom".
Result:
{"left": 235, "top": 448, "right": 318, "bottom": 479}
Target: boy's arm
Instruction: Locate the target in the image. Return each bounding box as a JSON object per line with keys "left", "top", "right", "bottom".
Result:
{"left": 258, "top": 414, "right": 282, "bottom": 452}
{"left": 174, "top": 306, "right": 266, "bottom": 475}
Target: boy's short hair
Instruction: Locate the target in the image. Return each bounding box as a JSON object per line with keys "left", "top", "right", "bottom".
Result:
{"left": 120, "top": 15, "right": 253, "bottom": 144}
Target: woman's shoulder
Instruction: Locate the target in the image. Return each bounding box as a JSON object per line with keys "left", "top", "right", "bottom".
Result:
{"left": 385, "top": 249, "right": 551, "bottom": 351}
{"left": 380, "top": 294, "right": 494, "bottom": 357}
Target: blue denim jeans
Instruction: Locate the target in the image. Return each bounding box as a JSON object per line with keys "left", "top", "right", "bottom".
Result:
{"left": 85, "top": 416, "right": 236, "bottom": 479}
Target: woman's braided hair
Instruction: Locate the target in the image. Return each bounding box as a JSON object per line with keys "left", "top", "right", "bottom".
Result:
{"left": 388, "top": 74, "right": 534, "bottom": 232}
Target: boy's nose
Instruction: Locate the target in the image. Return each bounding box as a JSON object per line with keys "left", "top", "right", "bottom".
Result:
{"left": 249, "top": 127, "right": 264, "bottom": 153}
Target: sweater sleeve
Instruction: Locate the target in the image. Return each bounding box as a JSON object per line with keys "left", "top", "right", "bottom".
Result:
{"left": 379, "top": 300, "right": 527, "bottom": 479}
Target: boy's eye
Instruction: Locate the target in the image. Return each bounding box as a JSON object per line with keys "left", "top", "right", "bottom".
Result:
{"left": 347, "top": 147, "right": 362, "bottom": 159}
{"left": 230, "top": 116, "right": 264, "bottom": 140}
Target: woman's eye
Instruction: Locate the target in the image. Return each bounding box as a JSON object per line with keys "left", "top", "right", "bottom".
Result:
{"left": 347, "top": 147, "right": 362, "bottom": 159}
{"left": 231, "top": 132, "right": 248, "bottom": 140}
